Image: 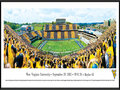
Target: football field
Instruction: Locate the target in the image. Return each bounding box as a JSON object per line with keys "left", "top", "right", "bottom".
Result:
{"left": 32, "top": 39, "right": 87, "bottom": 56}
{"left": 41, "top": 39, "right": 87, "bottom": 56}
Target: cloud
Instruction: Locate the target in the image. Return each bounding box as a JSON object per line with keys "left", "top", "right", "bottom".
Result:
{"left": 3, "top": 8, "right": 116, "bottom": 23}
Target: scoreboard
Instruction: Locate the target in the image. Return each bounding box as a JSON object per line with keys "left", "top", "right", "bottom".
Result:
{"left": 56, "top": 19, "right": 66, "bottom": 24}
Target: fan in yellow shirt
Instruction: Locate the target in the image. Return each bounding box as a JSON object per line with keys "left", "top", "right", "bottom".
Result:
{"left": 80, "top": 54, "right": 83, "bottom": 61}
{"left": 102, "top": 40, "right": 108, "bottom": 50}
{"left": 55, "top": 59, "right": 58, "bottom": 68}
{"left": 4, "top": 46, "right": 7, "bottom": 65}
{"left": 8, "top": 38, "right": 14, "bottom": 68}
{"left": 36, "top": 61, "right": 41, "bottom": 68}
{"left": 106, "top": 40, "right": 114, "bottom": 68}
{"left": 75, "top": 60, "right": 79, "bottom": 68}
{"left": 90, "top": 53, "right": 95, "bottom": 61}
{"left": 29, "top": 60, "right": 33, "bottom": 68}
{"left": 25, "top": 53, "right": 29, "bottom": 67}
{"left": 29, "top": 55, "right": 34, "bottom": 68}
{"left": 82, "top": 54, "right": 85, "bottom": 62}
{"left": 96, "top": 47, "right": 100, "bottom": 58}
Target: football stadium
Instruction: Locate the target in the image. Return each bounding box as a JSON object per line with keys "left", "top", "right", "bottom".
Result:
{"left": 4, "top": 19, "right": 116, "bottom": 68}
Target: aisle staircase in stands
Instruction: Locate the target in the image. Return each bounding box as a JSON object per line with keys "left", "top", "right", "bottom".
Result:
{"left": 38, "top": 41, "right": 47, "bottom": 50}
{"left": 74, "top": 40, "right": 84, "bottom": 48}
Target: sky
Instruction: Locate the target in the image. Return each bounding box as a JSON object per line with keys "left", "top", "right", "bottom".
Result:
{"left": 3, "top": 8, "right": 116, "bottom": 23}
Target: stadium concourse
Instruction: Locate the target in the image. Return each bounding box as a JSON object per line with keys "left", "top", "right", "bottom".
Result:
{"left": 4, "top": 22, "right": 116, "bottom": 68}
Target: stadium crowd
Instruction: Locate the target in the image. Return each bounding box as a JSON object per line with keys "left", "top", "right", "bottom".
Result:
{"left": 4, "top": 23, "right": 116, "bottom": 68}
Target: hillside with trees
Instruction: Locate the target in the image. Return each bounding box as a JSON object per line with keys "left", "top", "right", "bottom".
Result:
{"left": 4, "top": 21, "right": 22, "bottom": 30}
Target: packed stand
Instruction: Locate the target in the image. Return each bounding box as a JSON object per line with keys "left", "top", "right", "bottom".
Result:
{"left": 4, "top": 23, "right": 116, "bottom": 68}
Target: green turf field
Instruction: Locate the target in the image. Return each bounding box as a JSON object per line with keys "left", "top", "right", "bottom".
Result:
{"left": 34, "top": 26, "right": 43, "bottom": 31}
{"left": 31, "top": 40, "right": 42, "bottom": 47}
{"left": 32, "top": 23, "right": 50, "bottom": 31}
{"left": 41, "top": 39, "right": 87, "bottom": 56}
{"left": 32, "top": 24, "right": 44, "bottom": 31}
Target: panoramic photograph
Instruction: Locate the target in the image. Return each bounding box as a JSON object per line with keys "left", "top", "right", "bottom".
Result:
{"left": 3, "top": 8, "right": 116, "bottom": 69}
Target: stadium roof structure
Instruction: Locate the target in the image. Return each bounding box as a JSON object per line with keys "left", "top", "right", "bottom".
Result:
{"left": 78, "top": 29, "right": 102, "bottom": 37}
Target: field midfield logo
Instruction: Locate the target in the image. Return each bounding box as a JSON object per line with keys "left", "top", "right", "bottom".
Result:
{"left": 112, "top": 70, "right": 116, "bottom": 79}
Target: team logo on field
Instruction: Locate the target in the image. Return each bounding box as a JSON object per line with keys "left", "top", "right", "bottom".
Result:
{"left": 112, "top": 70, "right": 116, "bottom": 79}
